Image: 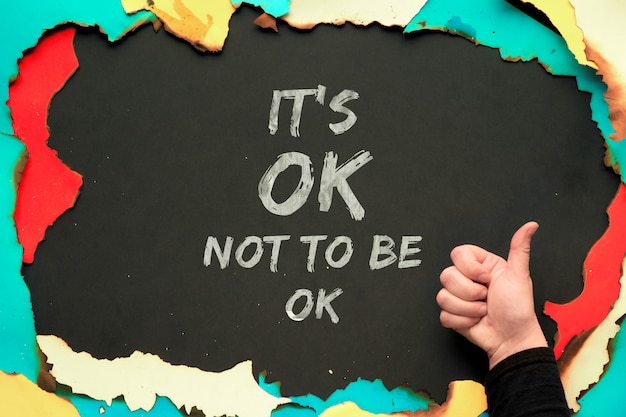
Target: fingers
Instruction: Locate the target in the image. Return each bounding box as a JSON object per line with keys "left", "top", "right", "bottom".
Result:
{"left": 439, "top": 310, "right": 481, "bottom": 330}
{"left": 437, "top": 288, "right": 487, "bottom": 318}
{"left": 440, "top": 266, "right": 488, "bottom": 301}
{"left": 437, "top": 255, "right": 489, "bottom": 330}
{"left": 449, "top": 244, "right": 492, "bottom": 284}
{"left": 437, "top": 265, "right": 488, "bottom": 328}
{"left": 507, "top": 221, "right": 539, "bottom": 276}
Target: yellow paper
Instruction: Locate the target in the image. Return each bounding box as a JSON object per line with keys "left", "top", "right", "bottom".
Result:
{"left": 122, "top": 0, "right": 237, "bottom": 51}
{"left": 38, "top": 335, "right": 289, "bottom": 417}
{"left": 0, "top": 371, "right": 80, "bottom": 417}
{"left": 282, "top": 0, "right": 428, "bottom": 29}
{"left": 522, "top": 0, "right": 596, "bottom": 69}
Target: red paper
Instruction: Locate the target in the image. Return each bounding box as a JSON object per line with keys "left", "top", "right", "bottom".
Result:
{"left": 8, "top": 27, "right": 83, "bottom": 264}
{"left": 546, "top": 183, "right": 626, "bottom": 358}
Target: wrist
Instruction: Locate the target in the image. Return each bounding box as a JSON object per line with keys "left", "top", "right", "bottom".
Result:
{"left": 487, "top": 324, "right": 548, "bottom": 369}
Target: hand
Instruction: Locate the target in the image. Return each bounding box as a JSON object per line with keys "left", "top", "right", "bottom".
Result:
{"left": 436, "top": 222, "right": 547, "bottom": 369}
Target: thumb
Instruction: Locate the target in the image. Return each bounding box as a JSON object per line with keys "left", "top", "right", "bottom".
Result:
{"left": 507, "top": 221, "right": 539, "bottom": 276}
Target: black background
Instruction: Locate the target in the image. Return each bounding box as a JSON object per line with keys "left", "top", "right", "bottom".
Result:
{"left": 24, "top": 6, "right": 619, "bottom": 402}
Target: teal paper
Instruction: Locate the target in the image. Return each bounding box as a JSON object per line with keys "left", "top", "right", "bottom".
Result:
{"left": 290, "top": 378, "right": 431, "bottom": 414}
{"left": 0, "top": 0, "right": 153, "bottom": 385}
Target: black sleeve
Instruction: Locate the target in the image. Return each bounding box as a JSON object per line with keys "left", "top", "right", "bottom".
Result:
{"left": 485, "top": 347, "right": 570, "bottom": 417}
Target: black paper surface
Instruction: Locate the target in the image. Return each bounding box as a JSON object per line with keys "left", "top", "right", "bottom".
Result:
{"left": 24, "top": 7, "right": 619, "bottom": 401}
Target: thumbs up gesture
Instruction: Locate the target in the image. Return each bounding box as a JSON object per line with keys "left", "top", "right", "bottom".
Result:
{"left": 436, "top": 222, "right": 548, "bottom": 369}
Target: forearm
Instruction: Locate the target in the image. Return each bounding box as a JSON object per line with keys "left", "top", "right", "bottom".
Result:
{"left": 485, "top": 347, "right": 569, "bottom": 417}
